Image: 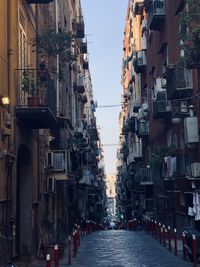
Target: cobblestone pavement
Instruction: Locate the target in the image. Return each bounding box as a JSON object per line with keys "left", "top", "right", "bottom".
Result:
{"left": 64, "top": 230, "right": 192, "bottom": 267}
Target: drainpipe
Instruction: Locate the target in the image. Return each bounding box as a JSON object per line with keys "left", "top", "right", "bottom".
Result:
{"left": 7, "top": 0, "right": 16, "bottom": 258}
{"left": 7, "top": 0, "right": 15, "bottom": 151}
{"left": 55, "top": 0, "right": 59, "bottom": 242}
{"left": 55, "top": 0, "right": 59, "bottom": 117}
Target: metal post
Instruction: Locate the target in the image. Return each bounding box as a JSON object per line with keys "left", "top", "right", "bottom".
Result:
{"left": 174, "top": 229, "right": 177, "bottom": 256}
{"left": 73, "top": 231, "right": 77, "bottom": 257}
{"left": 192, "top": 234, "right": 197, "bottom": 267}
{"left": 54, "top": 244, "right": 59, "bottom": 267}
{"left": 182, "top": 232, "right": 186, "bottom": 260}
{"left": 159, "top": 223, "right": 162, "bottom": 243}
{"left": 161, "top": 227, "right": 163, "bottom": 245}
{"left": 163, "top": 225, "right": 166, "bottom": 247}
{"left": 46, "top": 254, "right": 51, "bottom": 267}
{"left": 155, "top": 221, "right": 157, "bottom": 240}
{"left": 168, "top": 226, "right": 171, "bottom": 252}
{"left": 78, "top": 226, "right": 80, "bottom": 247}
{"left": 68, "top": 236, "right": 71, "bottom": 265}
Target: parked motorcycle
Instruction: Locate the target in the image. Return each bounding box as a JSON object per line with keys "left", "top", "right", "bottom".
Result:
{"left": 183, "top": 228, "right": 200, "bottom": 261}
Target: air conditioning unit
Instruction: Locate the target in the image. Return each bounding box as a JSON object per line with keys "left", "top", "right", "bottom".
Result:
{"left": 191, "top": 163, "right": 200, "bottom": 178}
{"left": 47, "top": 177, "right": 56, "bottom": 193}
{"left": 47, "top": 151, "right": 65, "bottom": 171}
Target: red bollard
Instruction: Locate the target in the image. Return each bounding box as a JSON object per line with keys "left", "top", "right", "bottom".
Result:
{"left": 192, "top": 234, "right": 197, "bottom": 267}
{"left": 86, "top": 222, "right": 88, "bottom": 234}
{"left": 163, "top": 225, "right": 166, "bottom": 247}
{"left": 168, "top": 226, "right": 171, "bottom": 252}
{"left": 54, "top": 244, "right": 59, "bottom": 267}
{"left": 149, "top": 220, "right": 151, "bottom": 235}
{"left": 182, "top": 232, "right": 186, "bottom": 260}
{"left": 159, "top": 223, "right": 162, "bottom": 244}
{"left": 151, "top": 220, "right": 154, "bottom": 237}
{"left": 78, "top": 226, "right": 81, "bottom": 247}
{"left": 46, "top": 254, "right": 51, "bottom": 267}
{"left": 155, "top": 221, "right": 157, "bottom": 240}
{"left": 68, "top": 236, "right": 71, "bottom": 265}
{"left": 134, "top": 219, "right": 137, "bottom": 230}
{"left": 174, "top": 229, "right": 177, "bottom": 256}
{"left": 75, "top": 230, "right": 79, "bottom": 251}
{"left": 161, "top": 227, "right": 163, "bottom": 245}
{"left": 145, "top": 220, "right": 147, "bottom": 233}
{"left": 73, "top": 232, "right": 77, "bottom": 257}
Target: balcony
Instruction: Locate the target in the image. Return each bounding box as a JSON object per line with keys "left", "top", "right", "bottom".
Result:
{"left": 133, "top": 99, "right": 142, "bottom": 112}
{"left": 89, "top": 126, "right": 99, "bottom": 141}
{"left": 80, "top": 42, "right": 87, "bottom": 54}
{"left": 137, "top": 120, "right": 150, "bottom": 137}
{"left": 83, "top": 60, "right": 89, "bottom": 70}
{"left": 74, "top": 75, "right": 85, "bottom": 94}
{"left": 133, "top": 140, "right": 142, "bottom": 160}
{"left": 76, "top": 16, "right": 85, "bottom": 38}
{"left": 147, "top": 0, "right": 165, "bottom": 31}
{"left": 135, "top": 167, "right": 153, "bottom": 185}
{"left": 166, "top": 66, "right": 193, "bottom": 99}
{"left": 153, "top": 91, "right": 171, "bottom": 119}
{"left": 134, "top": 50, "right": 146, "bottom": 73}
{"left": 133, "top": 0, "right": 144, "bottom": 15}
{"left": 27, "top": 0, "right": 53, "bottom": 3}
{"left": 126, "top": 117, "right": 138, "bottom": 133}
{"left": 15, "top": 69, "right": 57, "bottom": 129}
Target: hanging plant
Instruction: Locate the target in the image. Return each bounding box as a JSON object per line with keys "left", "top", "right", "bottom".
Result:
{"left": 178, "top": 0, "right": 200, "bottom": 68}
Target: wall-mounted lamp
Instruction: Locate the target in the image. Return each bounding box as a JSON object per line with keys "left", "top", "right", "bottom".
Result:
{"left": 1, "top": 96, "right": 10, "bottom": 105}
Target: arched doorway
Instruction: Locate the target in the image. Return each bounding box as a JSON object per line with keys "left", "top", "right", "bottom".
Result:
{"left": 16, "top": 145, "right": 32, "bottom": 256}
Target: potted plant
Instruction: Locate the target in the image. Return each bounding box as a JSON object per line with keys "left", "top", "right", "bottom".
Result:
{"left": 21, "top": 69, "right": 41, "bottom": 106}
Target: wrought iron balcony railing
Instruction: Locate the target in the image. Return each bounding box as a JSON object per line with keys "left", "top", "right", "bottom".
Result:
{"left": 137, "top": 120, "right": 150, "bottom": 136}
{"left": 15, "top": 69, "right": 57, "bottom": 128}
{"left": 166, "top": 66, "right": 193, "bottom": 99}
{"left": 147, "top": 0, "right": 166, "bottom": 31}
{"left": 76, "top": 16, "right": 85, "bottom": 38}
{"left": 134, "top": 50, "right": 146, "bottom": 73}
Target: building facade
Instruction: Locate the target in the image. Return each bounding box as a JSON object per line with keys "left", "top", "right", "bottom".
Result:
{"left": 116, "top": 0, "right": 200, "bottom": 232}
{"left": 106, "top": 174, "right": 116, "bottom": 217}
{"left": 0, "top": 0, "right": 106, "bottom": 264}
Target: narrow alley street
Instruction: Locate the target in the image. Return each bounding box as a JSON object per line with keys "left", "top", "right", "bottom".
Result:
{"left": 58, "top": 230, "right": 192, "bottom": 267}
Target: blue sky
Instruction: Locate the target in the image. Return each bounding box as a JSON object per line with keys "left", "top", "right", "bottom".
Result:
{"left": 81, "top": 0, "right": 127, "bottom": 175}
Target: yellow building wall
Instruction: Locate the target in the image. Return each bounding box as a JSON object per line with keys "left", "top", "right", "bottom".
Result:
{"left": 0, "top": 0, "right": 8, "bottom": 98}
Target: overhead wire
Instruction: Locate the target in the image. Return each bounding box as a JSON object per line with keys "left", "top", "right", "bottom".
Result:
{"left": 84, "top": 93, "right": 200, "bottom": 109}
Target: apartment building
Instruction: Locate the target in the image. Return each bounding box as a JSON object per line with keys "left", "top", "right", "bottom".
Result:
{"left": 116, "top": 0, "right": 200, "bottom": 233}
{"left": 0, "top": 0, "right": 106, "bottom": 264}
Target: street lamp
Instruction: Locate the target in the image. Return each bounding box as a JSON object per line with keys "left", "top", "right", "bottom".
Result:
{"left": 1, "top": 96, "right": 10, "bottom": 105}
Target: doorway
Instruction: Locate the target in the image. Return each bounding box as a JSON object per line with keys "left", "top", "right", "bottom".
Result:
{"left": 16, "top": 145, "right": 32, "bottom": 256}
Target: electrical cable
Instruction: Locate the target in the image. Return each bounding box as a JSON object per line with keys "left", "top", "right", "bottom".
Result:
{"left": 84, "top": 94, "right": 200, "bottom": 109}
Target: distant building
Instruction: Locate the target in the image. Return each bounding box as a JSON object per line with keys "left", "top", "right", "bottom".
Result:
{"left": 106, "top": 174, "right": 116, "bottom": 216}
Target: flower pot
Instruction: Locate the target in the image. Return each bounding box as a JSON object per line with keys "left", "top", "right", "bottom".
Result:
{"left": 27, "top": 97, "right": 42, "bottom": 106}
